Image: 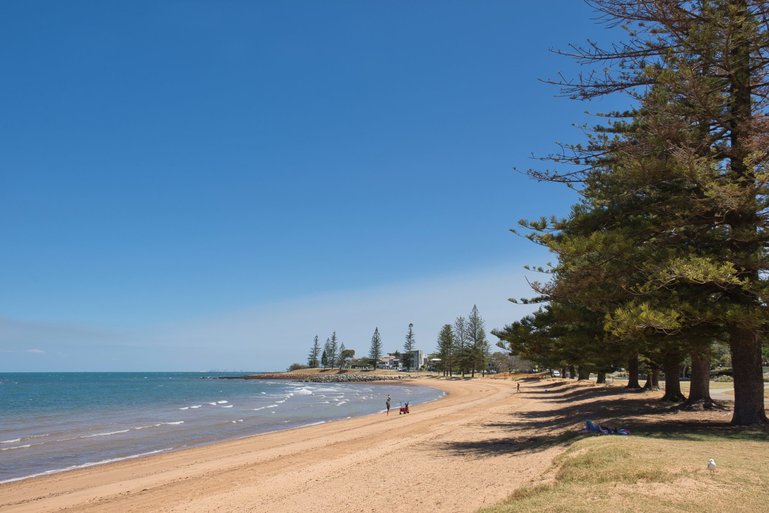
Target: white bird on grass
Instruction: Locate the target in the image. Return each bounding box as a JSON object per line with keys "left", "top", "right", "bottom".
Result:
{"left": 707, "top": 458, "right": 717, "bottom": 472}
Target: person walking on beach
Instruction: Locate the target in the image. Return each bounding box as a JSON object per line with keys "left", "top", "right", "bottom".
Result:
{"left": 385, "top": 395, "right": 391, "bottom": 415}
{"left": 517, "top": 382, "right": 521, "bottom": 393}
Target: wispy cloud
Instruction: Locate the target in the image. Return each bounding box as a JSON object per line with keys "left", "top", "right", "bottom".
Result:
{"left": 0, "top": 317, "right": 122, "bottom": 346}
{"left": 0, "top": 316, "right": 131, "bottom": 371}
{"left": 1, "top": 263, "right": 541, "bottom": 371}
{"left": 147, "top": 263, "right": 540, "bottom": 371}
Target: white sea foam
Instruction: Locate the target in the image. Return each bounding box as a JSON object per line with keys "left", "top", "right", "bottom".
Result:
{"left": 336, "top": 401, "right": 349, "bottom": 407}
{"left": 252, "top": 406, "right": 266, "bottom": 411}
{"left": 216, "top": 400, "right": 228, "bottom": 404}
{"left": 4, "top": 433, "right": 51, "bottom": 444}
{"left": 0, "top": 448, "right": 172, "bottom": 484}
{"left": 190, "top": 405, "right": 202, "bottom": 409}
{"left": 293, "top": 388, "right": 313, "bottom": 396}
{"left": 179, "top": 407, "right": 189, "bottom": 410}
{"left": 133, "top": 421, "right": 183, "bottom": 430}
{"left": 79, "top": 429, "right": 130, "bottom": 439}
{"left": 314, "top": 387, "right": 341, "bottom": 393}
{"left": 222, "top": 405, "right": 234, "bottom": 408}
{"left": 1, "top": 444, "right": 32, "bottom": 451}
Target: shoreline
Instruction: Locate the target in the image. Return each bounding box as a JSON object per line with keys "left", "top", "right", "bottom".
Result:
{"left": 0, "top": 377, "right": 444, "bottom": 486}
{"left": 1, "top": 377, "right": 556, "bottom": 513}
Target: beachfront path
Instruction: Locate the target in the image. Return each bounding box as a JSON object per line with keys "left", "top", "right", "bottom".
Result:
{"left": 0, "top": 378, "right": 559, "bottom": 513}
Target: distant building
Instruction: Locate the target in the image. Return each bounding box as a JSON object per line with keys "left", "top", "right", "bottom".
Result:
{"left": 379, "top": 355, "right": 400, "bottom": 369}
{"left": 404, "top": 350, "right": 425, "bottom": 371}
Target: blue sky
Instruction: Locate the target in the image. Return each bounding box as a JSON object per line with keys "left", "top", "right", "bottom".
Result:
{"left": 1, "top": 1, "right": 627, "bottom": 371}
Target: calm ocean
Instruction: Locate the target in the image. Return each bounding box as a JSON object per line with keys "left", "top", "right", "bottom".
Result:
{"left": 0, "top": 372, "right": 443, "bottom": 483}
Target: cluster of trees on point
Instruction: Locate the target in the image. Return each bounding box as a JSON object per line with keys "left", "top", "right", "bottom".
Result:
{"left": 435, "top": 305, "right": 490, "bottom": 377}
{"left": 300, "top": 306, "right": 496, "bottom": 376}
{"left": 495, "top": 0, "right": 769, "bottom": 425}
{"left": 307, "top": 332, "right": 355, "bottom": 370}
{"left": 305, "top": 323, "right": 421, "bottom": 371}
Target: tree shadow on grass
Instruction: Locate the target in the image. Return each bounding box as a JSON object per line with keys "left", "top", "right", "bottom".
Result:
{"left": 631, "top": 421, "right": 769, "bottom": 441}
{"left": 506, "top": 381, "right": 671, "bottom": 431}
{"left": 523, "top": 381, "right": 648, "bottom": 402}
{"left": 493, "top": 396, "right": 671, "bottom": 432}
{"left": 441, "top": 379, "right": 768, "bottom": 458}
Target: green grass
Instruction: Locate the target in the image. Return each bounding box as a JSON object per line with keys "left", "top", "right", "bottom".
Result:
{"left": 479, "top": 432, "right": 769, "bottom": 513}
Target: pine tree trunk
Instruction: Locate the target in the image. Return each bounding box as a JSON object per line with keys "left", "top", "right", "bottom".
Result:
{"left": 685, "top": 345, "right": 715, "bottom": 409}
{"left": 729, "top": 327, "right": 768, "bottom": 425}
{"left": 643, "top": 363, "right": 660, "bottom": 390}
{"left": 725, "top": 1, "right": 768, "bottom": 425}
{"left": 596, "top": 371, "right": 606, "bottom": 384}
{"left": 569, "top": 366, "right": 577, "bottom": 380}
{"left": 643, "top": 366, "right": 653, "bottom": 390}
{"left": 662, "top": 350, "right": 685, "bottom": 402}
{"left": 577, "top": 367, "right": 590, "bottom": 380}
{"left": 626, "top": 354, "right": 641, "bottom": 389}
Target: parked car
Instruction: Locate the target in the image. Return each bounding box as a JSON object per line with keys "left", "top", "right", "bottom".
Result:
{"left": 551, "top": 370, "right": 561, "bottom": 377}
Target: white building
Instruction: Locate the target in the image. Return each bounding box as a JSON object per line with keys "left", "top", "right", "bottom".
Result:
{"left": 404, "top": 350, "right": 425, "bottom": 371}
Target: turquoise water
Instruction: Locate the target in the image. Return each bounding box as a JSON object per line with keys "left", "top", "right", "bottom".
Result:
{"left": 0, "top": 372, "right": 443, "bottom": 483}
